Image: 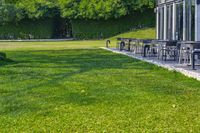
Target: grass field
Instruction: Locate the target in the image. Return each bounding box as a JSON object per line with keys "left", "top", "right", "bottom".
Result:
{"left": 0, "top": 41, "right": 105, "bottom": 51}
{"left": 1, "top": 29, "right": 200, "bottom": 132}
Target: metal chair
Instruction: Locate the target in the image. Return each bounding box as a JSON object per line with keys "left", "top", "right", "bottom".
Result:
{"left": 179, "top": 42, "right": 200, "bottom": 65}
{"left": 147, "top": 40, "right": 159, "bottom": 57}
{"left": 158, "top": 40, "right": 178, "bottom": 61}
{"left": 179, "top": 45, "right": 191, "bottom": 64}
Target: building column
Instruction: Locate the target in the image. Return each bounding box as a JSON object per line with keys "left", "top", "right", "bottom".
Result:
{"left": 160, "top": 7, "right": 164, "bottom": 40}
{"left": 156, "top": 7, "right": 160, "bottom": 39}
{"left": 188, "top": 0, "right": 192, "bottom": 41}
{"left": 195, "top": 1, "right": 200, "bottom": 41}
{"left": 168, "top": 5, "right": 172, "bottom": 40}
{"left": 172, "top": 2, "right": 177, "bottom": 40}
{"left": 183, "top": 0, "right": 187, "bottom": 41}
{"left": 163, "top": 4, "right": 167, "bottom": 40}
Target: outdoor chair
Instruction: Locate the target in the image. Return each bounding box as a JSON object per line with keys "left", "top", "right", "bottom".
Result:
{"left": 134, "top": 39, "right": 153, "bottom": 56}
{"left": 116, "top": 38, "right": 138, "bottom": 53}
{"left": 116, "top": 38, "right": 131, "bottom": 51}
{"left": 132, "top": 39, "right": 141, "bottom": 54}
{"left": 119, "top": 41, "right": 126, "bottom": 51}
{"left": 129, "top": 38, "right": 138, "bottom": 53}
{"left": 142, "top": 39, "right": 153, "bottom": 57}
{"left": 179, "top": 41, "right": 200, "bottom": 67}
{"left": 179, "top": 45, "right": 191, "bottom": 64}
{"left": 158, "top": 40, "right": 178, "bottom": 61}
{"left": 123, "top": 38, "right": 132, "bottom": 51}
{"left": 146, "top": 40, "right": 159, "bottom": 57}
{"left": 192, "top": 49, "right": 200, "bottom": 70}
{"left": 116, "top": 38, "right": 123, "bottom": 49}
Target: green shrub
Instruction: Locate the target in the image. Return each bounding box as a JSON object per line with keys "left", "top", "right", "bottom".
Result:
{"left": 71, "top": 9, "right": 155, "bottom": 40}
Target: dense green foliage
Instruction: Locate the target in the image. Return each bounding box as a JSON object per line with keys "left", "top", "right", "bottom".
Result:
{"left": 0, "top": 19, "right": 54, "bottom": 39}
{"left": 72, "top": 10, "right": 155, "bottom": 39}
{"left": 1, "top": 0, "right": 155, "bottom": 23}
{"left": 1, "top": 41, "right": 200, "bottom": 132}
{"left": 58, "top": 0, "right": 155, "bottom": 19}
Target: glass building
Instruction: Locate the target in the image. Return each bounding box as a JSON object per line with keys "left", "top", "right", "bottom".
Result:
{"left": 156, "top": 0, "right": 200, "bottom": 41}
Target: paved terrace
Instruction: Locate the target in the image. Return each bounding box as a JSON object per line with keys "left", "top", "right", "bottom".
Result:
{"left": 102, "top": 47, "right": 200, "bottom": 81}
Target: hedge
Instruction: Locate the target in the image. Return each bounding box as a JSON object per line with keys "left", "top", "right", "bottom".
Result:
{"left": 71, "top": 9, "right": 155, "bottom": 39}
{"left": 0, "top": 19, "right": 54, "bottom": 39}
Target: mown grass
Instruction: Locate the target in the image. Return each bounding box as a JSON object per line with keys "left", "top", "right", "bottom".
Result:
{"left": 0, "top": 40, "right": 105, "bottom": 51}
{"left": 1, "top": 48, "right": 200, "bottom": 132}
{"left": 1, "top": 29, "right": 200, "bottom": 132}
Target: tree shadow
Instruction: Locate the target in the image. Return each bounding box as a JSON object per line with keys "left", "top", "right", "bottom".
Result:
{"left": 0, "top": 58, "right": 17, "bottom": 67}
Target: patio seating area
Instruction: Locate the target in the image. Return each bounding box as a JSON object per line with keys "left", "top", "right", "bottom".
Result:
{"left": 104, "top": 38, "right": 200, "bottom": 80}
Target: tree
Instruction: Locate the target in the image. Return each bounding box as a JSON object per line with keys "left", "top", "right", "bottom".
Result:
{"left": 58, "top": 0, "right": 155, "bottom": 20}
{"left": 0, "top": 0, "right": 155, "bottom": 23}
{"left": 0, "top": 3, "right": 22, "bottom": 25}
{"left": 15, "top": 0, "right": 59, "bottom": 19}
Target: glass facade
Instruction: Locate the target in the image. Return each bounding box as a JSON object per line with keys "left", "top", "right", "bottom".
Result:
{"left": 156, "top": 0, "right": 195, "bottom": 41}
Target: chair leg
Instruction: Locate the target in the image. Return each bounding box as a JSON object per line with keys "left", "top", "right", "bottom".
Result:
{"left": 165, "top": 51, "right": 167, "bottom": 61}
{"left": 192, "top": 53, "right": 196, "bottom": 70}
{"left": 179, "top": 50, "right": 182, "bottom": 64}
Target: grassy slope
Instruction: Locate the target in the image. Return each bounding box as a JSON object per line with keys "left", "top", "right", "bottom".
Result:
{"left": 109, "top": 28, "right": 156, "bottom": 40}
{"left": 1, "top": 28, "right": 200, "bottom": 132}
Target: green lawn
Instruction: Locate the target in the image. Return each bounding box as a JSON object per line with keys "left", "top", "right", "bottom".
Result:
{"left": 0, "top": 40, "right": 105, "bottom": 51}
{"left": 1, "top": 32, "right": 200, "bottom": 132}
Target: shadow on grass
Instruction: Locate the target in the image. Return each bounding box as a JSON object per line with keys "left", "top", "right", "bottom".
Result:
{"left": 0, "top": 49, "right": 155, "bottom": 116}
{"left": 0, "top": 58, "right": 17, "bottom": 67}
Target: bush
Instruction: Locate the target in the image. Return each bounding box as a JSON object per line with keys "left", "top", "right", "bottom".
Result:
{"left": 71, "top": 9, "right": 155, "bottom": 40}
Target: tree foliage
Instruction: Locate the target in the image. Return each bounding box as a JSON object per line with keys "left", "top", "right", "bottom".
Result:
{"left": 0, "top": 0, "right": 155, "bottom": 23}
{"left": 0, "top": 3, "right": 22, "bottom": 24}
{"left": 58, "top": 0, "right": 155, "bottom": 19}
